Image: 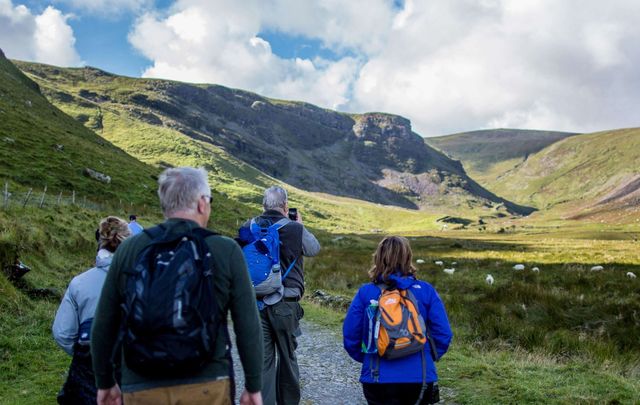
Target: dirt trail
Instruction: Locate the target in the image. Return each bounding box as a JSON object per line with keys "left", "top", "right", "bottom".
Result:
{"left": 231, "top": 319, "right": 456, "bottom": 404}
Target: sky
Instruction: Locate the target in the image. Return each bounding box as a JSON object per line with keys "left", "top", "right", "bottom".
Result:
{"left": 1, "top": 0, "right": 639, "bottom": 137}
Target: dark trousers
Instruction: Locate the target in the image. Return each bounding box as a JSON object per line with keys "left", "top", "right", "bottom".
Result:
{"left": 362, "top": 382, "right": 439, "bottom": 405}
{"left": 260, "top": 300, "right": 304, "bottom": 405}
{"left": 57, "top": 345, "right": 97, "bottom": 405}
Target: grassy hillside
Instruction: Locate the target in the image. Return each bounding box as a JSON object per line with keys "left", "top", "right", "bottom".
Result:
{"left": 14, "top": 60, "right": 533, "bottom": 216}
{"left": 426, "top": 129, "right": 577, "bottom": 186}
{"left": 0, "top": 50, "right": 158, "bottom": 206}
{"left": 481, "top": 128, "right": 640, "bottom": 222}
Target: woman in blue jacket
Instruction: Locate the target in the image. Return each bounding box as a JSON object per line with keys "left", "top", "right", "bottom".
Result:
{"left": 343, "top": 236, "right": 453, "bottom": 405}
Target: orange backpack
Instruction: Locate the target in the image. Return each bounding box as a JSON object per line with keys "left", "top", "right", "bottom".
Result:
{"left": 377, "top": 286, "right": 427, "bottom": 359}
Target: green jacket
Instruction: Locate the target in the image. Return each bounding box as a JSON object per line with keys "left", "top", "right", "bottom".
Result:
{"left": 91, "top": 218, "right": 263, "bottom": 393}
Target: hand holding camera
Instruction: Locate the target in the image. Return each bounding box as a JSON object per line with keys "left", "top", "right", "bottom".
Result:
{"left": 288, "top": 208, "right": 302, "bottom": 223}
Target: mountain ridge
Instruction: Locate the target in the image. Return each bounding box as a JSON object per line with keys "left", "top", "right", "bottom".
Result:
{"left": 447, "top": 127, "right": 640, "bottom": 222}
{"left": 15, "top": 60, "right": 534, "bottom": 216}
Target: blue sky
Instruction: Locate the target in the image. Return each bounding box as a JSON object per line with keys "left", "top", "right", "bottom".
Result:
{"left": 1, "top": 0, "right": 639, "bottom": 136}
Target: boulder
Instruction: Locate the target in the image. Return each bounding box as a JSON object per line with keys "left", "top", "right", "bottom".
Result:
{"left": 310, "top": 289, "right": 352, "bottom": 311}
{"left": 83, "top": 168, "right": 111, "bottom": 184}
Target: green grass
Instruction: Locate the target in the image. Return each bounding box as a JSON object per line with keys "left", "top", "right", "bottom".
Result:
{"left": 0, "top": 55, "right": 159, "bottom": 207}
{"left": 300, "top": 301, "right": 345, "bottom": 330}
{"left": 0, "top": 207, "right": 115, "bottom": 404}
{"left": 439, "top": 345, "right": 639, "bottom": 404}
{"left": 304, "top": 229, "right": 640, "bottom": 403}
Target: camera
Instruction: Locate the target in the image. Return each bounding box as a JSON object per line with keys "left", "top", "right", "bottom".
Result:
{"left": 288, "top": 208, "right": 298, "bottom": 221}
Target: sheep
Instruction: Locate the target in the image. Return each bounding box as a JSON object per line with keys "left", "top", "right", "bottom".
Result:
{"left": 485, "top": 274, "right": 494, "bottom": 285}
{"left": 590, "top": 265, "right": 604, "bottom": 271}
{"left": 532, "top": 267, "right": 540, "bottom": 273}
{"left": 627, "top": 272, "right": 637, "bottom": 279}
{"left": 434, "top": 261, "right": 444, "bottom": 266}
{"left": 513, "top": 264, "right": 525, "bottom": 271}
{"left": 416, "top": 259, "right": 425, "bottom": 264}
{"left": 451, "top": 262, "right": 458, "bottom": 266}
{"left": 443, "top": 268, "right": 455, "bottom": 275}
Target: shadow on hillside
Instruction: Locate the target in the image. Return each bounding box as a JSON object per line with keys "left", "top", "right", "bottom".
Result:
{"left": 322, "top": 233, "right": 539, "bottom": 253}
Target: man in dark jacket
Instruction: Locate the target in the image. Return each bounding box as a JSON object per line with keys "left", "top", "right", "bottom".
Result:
{"left": 237, "top": 186, "right": 320, "bottom": 405}
{"left": 91, "top": 167, "right": 263, "bottom": 405}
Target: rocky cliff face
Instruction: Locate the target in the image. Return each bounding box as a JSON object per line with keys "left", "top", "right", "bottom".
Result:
{"left": 15, "top": 62, "right": 533, "bottom": 214}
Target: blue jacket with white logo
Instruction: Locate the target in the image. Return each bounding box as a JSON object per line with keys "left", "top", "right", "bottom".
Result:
{"left": 342, "top": 274, "right": 453, "bottom": 384}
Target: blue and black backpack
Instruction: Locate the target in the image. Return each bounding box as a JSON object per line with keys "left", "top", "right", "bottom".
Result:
{"left": 241, "top": 218, "right": 297, "bottom": 299}
{"left": 120, "top": 224, "right": 222, "bottom": 377}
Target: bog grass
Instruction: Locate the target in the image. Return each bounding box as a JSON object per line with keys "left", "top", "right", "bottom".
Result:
{"left": 2, "top": 206, "right": 640, "bottom": 403}
{"left": 306, "top": 227, "right": 640, "bottom": 403}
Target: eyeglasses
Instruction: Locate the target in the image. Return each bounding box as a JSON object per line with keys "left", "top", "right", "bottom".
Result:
{"left": 202, "top": 195, "right": 213, "bottom": 204}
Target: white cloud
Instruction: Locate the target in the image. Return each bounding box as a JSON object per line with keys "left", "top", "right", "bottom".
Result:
{"left": 0, "top": 0, "right": 81, "bottom": 66}
{"left": 128, "top": 0, "right": 365, "bottom": 109}
{"left": 129, "top": 0, "right": 640, "bottom": 135}
{"left": 350, "top": 0, "right": 640, "bottom": 135}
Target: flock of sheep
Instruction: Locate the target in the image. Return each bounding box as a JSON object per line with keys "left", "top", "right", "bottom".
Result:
{"left": 415, "top": 259, "right": 637, "bottom": 285}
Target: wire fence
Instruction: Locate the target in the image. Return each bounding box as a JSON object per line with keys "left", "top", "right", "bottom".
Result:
{"left": 1, "top": 182, "right": 154, "bottom": 216}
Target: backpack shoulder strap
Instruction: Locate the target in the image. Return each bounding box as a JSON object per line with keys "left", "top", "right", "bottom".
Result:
{"left": 272, "top": 217, "right": 289, "bottom": 229}
{"left": 249, "top": 217, "right": 266, "bottom": 239}
{"left": 142, "top": 224, "right": 166, "bottom": 241}
{"left": 375, "top": 283, "right": 389, "bottom": 293}
{"left": 190, "top": 227, "right": 218, "bottom": 240}
{"left": 282, "top": 257, "right": 298, "bottom": 280}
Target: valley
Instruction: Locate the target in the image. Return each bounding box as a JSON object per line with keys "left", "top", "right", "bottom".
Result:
{"left": 1, "top": 50, "right": 639, "bottom": 404}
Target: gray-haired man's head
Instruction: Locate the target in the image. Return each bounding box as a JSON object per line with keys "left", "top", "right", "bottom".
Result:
{"left": 263, "top": 186, "right": 288, "bottom": 212}
{"left": 158, "top": 167, "right": 211, "bottom": 217}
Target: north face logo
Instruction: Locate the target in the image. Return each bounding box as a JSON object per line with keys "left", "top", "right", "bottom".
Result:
{"left": 384, "top": 297, "right": 398, "bottom": 305}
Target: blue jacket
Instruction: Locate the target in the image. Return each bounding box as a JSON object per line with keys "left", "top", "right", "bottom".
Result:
{"left": 343, "top": 274, "right": 453, "bottom": 384}
{"left": 128, "top": 221, "right": 143, "bottom": 236}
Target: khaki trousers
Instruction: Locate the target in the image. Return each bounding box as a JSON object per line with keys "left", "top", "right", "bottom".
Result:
{"left": 123, "top": 379, "right": 231, "bottom": 405}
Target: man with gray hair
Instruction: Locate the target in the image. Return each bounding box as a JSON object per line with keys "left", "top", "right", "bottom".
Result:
{"left": 91, "top": 167, "right": 263, "bottom": 405}
{"left": 237, "top": 185, "right": 320, "bottom": 405}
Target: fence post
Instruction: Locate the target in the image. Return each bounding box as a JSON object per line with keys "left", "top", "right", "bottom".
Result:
{"left": 56, "top": 191, "right": 62, "bottom": 207}
{"left": 39, "top": 185, "right": 47, "bottom": 208}
{"left": 3, "top": 182, "right": 8, "bottom": 209}
{"left": 72, "top": 190, "right": 76, "bottom": 205}
{"left": 22, "top": 188, "right": 32, "bottom": 208}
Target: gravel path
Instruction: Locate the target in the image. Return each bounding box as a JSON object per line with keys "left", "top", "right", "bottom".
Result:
{"left": 230, "top": 319, "right": 457, "bottom": 404}
{"left": 231, "top": 319, "right": 365, "bottom": 404}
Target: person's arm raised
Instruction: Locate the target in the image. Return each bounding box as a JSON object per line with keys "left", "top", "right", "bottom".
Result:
{"left": 297, "top": 212, "right": 320, "bottom": 257}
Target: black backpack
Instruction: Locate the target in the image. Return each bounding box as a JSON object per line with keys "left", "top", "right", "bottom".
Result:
{"left": 120, "top": 225, "right": 220, "bottom": 377}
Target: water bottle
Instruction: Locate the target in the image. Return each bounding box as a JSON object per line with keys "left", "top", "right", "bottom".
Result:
{"left": 362, "top": 299, "right": 379, "bottom": 353}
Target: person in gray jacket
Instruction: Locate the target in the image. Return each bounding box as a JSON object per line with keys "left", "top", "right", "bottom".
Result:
{"left": 237, "top": 186, "right": 321, "bottom": 405}
{"left": 52, "top": 216, "right": 131, "bottom": 404}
